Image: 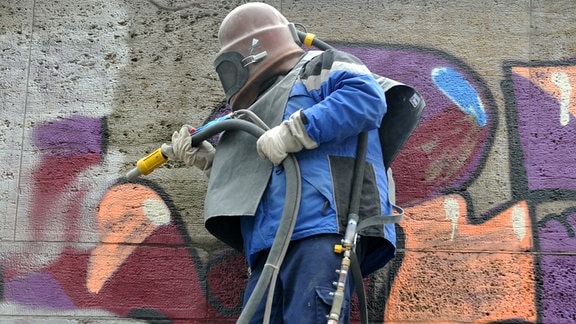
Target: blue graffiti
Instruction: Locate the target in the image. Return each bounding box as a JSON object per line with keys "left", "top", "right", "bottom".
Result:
{"left": 432, "top": 67, "right": 487, "bottom": 127}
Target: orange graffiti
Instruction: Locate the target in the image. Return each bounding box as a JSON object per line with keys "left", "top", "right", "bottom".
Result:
{"left": 385, "top": 195, "right": 536, "bottom": 322}
{"left": 87, "top": 183, "right": 171, "bottom": 294}
{"left": 513, "top": 66, "right": 576, "bottom": 125}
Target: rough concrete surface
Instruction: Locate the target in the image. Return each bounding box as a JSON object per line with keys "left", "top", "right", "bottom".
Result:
{"left": 1, "top": 0, "right": 576, "bottom": 322}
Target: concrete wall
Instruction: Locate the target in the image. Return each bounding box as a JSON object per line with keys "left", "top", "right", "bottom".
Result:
{"left": 1, "top": 0, "right": 575, "bottom": 322}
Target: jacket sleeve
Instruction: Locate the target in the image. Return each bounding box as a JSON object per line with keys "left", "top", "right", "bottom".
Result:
{"left": 299, "top": 49, "right": 387, "bottom": 144}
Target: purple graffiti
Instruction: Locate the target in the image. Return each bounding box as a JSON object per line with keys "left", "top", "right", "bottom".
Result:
{"left": 539, "top": 212, "right": 576, "bottom": 322}
{"left": 341, "top": 46, "right": 494, "bottom": 205}
{"left": 5, "top": 272, "right": 76, "bottom": 309}
{"left": 28, "top": 115, "right": 103, "bottom": 242}
{"left": 511, "top": 72, "right": 576, "bottom": 191}
{"left": 33, "top": 115, "right": 103, "bottom": 157}
{"left": 507, "top": 62, "right": 576, "bottom": 322}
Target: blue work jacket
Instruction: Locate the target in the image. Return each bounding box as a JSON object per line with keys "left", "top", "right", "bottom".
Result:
{"left": 240, "top": 50, "right": 396, "bottom": 273}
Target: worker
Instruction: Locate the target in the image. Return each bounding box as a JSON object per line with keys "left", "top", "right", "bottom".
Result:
{"left": 163, "top": 2, "right": 397, "bottom": 323}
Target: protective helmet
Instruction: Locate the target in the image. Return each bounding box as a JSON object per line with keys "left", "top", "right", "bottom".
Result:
{"left": 214, "top": 2, "right": 304, "bottom": 110}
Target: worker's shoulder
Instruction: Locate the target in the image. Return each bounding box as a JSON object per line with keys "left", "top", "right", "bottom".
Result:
{"left": 298, "top": 51, "right": 371, "bottom": 94}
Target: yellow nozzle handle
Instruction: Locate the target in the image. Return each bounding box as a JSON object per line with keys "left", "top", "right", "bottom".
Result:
{"left": 137, "top": 147, "right": 168, "bottom": 175}
{"left": 125, "top": 147, "right": 168, "bottom": 180}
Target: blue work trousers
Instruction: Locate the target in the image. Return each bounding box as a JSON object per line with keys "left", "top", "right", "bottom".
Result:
{"left": 242, "top": 234, "right": 354, "bottom": 324}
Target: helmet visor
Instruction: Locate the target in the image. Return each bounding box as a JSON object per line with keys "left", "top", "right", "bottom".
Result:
{"left": 214, "top": 51, "right": 249, "bottom": 102}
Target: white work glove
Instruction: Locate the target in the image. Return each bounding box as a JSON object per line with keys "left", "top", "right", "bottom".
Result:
{"left": 161, "top": 125, "right": 215, "bottom": 175}
{"left": 256, "top": 110, "right": 318, "bottom": 165}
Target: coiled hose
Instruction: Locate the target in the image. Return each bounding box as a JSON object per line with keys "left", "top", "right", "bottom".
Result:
{"left": 188, "top": 112, "right": 302, "bottom": 324}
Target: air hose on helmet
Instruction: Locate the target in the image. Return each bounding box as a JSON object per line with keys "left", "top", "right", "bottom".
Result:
{"left": 294, "top": 28, "right": 371, "bottom": 324}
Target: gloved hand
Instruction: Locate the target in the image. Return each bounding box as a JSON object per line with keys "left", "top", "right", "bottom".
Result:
{"left": 256, "top": 110, "right": 318, "bottom": 165}
{"left": 161, "top": 125, "right": 215, "bottom": 174}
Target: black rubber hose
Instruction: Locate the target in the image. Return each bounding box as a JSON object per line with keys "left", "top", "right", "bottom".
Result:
{"left": 238, "top": 153, "right": 301, "bottom": 323}
{"left": 297, "top": 29, "right": 371, "bottom": 324}
{"left": 348, "top": 132, "right": 368, "bottom": 220}
{"left": 348, "top": 132, "right": 369, "bottom": 324}
{"left": 190, "top": 118, "right": 301, "bottom": 324}
{"left": 190, "top": 119, "right": 266, "bottom": 146}
{"left": 296, "top": 30, "right": 334, "bottom": 50}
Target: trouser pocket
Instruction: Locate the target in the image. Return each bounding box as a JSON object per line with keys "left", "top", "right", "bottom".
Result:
{"left": 314, "top": 286, "right": 350, "bottom": 323}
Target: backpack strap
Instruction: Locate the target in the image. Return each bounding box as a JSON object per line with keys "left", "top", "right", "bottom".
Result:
{"left": 356, "top": 205, "right": 404, "bottom": 233}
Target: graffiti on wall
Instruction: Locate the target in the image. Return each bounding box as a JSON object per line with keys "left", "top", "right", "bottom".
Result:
{"left": 504, "top": 60, "right": 576, "bottom": 323}
{"left": 2, "top": 39, "right": 576, "bottom": 322}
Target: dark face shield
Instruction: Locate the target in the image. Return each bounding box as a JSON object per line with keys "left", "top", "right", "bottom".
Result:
{"left": 214, "top": 51, "right": 249, "bottom": 102}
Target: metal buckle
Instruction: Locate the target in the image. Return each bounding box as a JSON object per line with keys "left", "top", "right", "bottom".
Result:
{"left": 241, "top": 51, "right": 268, "bottom": 67}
